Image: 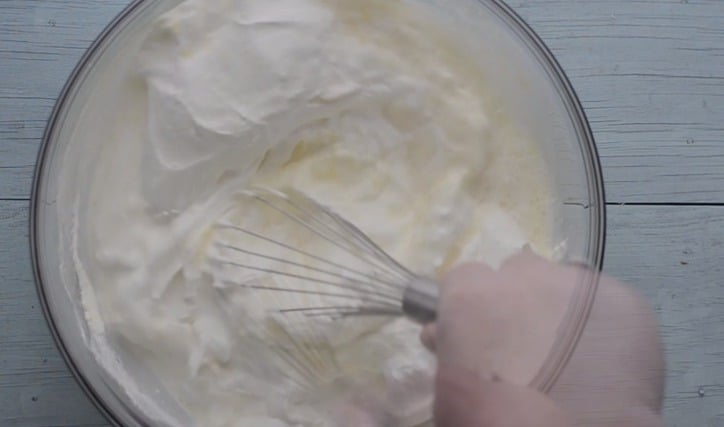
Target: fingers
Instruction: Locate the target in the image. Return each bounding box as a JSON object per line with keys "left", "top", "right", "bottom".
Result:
{"left": 434, "top": 367, "right": 570, "bottom": 427}
{"left": 434, "top": 263, "right": 498, "bottom": 375}
{"left": 441, "top": 261, "right": 497, "bottom": 294}
{"left": 432, "top": 251, "right": 579, "bottom": 385}
{"left": 428, "top": 251, "right": 664, "bottom": 427}
{"left": 419, "top": 262, "right": 495, "bottom": 353}
{"left": 420, "top": 323, "right": 436, "bottom": 352}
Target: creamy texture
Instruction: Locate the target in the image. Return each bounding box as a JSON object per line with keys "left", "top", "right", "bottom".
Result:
{"left": 73, "top": 0, "right": 555, "bottom": 425}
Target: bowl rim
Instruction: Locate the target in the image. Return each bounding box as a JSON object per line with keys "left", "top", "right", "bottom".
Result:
{"left": 30, "top": 0, "right": 606, "bottom": 425}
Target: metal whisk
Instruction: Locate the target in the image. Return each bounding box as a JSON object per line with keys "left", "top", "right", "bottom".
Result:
{"left": 207, "top": 187, "right": 440, "bottom": 324}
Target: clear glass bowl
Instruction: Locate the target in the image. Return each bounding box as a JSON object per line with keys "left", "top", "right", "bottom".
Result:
{"left": 30, "top": 0, "right": 605, "bottom": 425}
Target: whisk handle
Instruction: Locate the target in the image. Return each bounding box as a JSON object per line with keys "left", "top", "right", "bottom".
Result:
{"left": 402, "top": 277, "right": 440, "bottom": 324}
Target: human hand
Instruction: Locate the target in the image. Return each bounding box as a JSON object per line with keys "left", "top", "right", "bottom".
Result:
{"left": 424, "top": 249, "right": 665, "bottom": 427}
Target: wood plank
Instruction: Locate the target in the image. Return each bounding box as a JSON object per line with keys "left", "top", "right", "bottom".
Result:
{"left": 605, "top": 204, "right": 724, "bottom": 427}
{"left": 0, "top": 200, "right": 108, "bottom": 426}
{"left": 507, "top": 0, "right": 724, "bottom": 203}
{"left": 3, "top": 201, "right": 724, "bottom": 425}
{"left": 0, "top": 0, "right": 129, "bottom": 200}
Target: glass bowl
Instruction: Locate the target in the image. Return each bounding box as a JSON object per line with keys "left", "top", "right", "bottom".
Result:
{"left": 30, "top": 0, "right": 605, "bottom": 425}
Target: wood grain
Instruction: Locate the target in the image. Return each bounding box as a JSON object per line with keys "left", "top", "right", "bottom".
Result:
{"left": 2, "top": 0, "right": 724, "bottom": 426}
{"left": 0, "top": 201, "right": 107, "bottom": 427}
{"left": 507, "top": 0, "right": 724, "bottom": 204}
{"left": 605, "top": 205, "right": 724, "bottom": 427}
{"left": 0, "top": 0, "right": 128, "bottom": 200}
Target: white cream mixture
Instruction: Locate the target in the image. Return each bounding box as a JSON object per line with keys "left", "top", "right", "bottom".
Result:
{"left": 74, "top": 0, "right": 555, "bottom": 425}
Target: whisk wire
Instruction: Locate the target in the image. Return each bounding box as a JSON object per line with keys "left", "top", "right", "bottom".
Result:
{"left": 214, "top": 227, "right": 403, "bottom": 292}
{"left": 249, "top": 190, "right": 414, "bottom": 286}
{"left": 214, "top": 256, "right": 402, "bottom": 307}
{"left": 275, "top": 316, "right": 340, "bottom": 383}
{"left": 279, "top": 306, "right": 404, "bottom": 318}
{"left": 208, "top": 187, "right": 439, "bottom": 324}
{"left": 321, "top": 207, "right": 416, "bottom": 282}
{"left": 225, "top": 281, "right": 397, "bottom": 307}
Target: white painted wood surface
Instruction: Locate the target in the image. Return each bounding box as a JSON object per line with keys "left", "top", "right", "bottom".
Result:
{"left": 1, "top": 1, "right": 722, "bottom": 426}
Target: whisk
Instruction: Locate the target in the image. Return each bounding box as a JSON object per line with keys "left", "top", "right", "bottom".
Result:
{"left": 207, "top": 187, "right": 440, "bottom": 324}
{"left": 200, "top": 187, "right": 438, "bottom": 423}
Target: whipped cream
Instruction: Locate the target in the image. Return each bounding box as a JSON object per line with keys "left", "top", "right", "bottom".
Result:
{"left": 71, "top": 0, "right": 555, "bottom": 425}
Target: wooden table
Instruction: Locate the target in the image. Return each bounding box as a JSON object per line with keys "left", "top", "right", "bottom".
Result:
{"left": 1, "top": 1, "right": 722, "bottom": 426}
